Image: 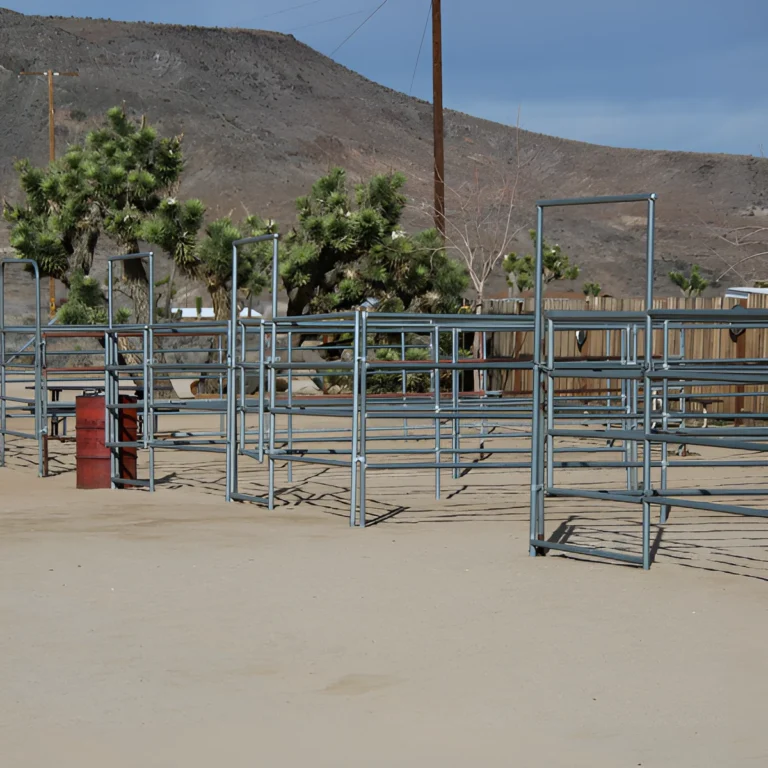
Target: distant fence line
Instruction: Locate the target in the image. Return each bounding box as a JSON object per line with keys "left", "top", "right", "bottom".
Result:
{"left": 482, "top": 295, "right": 768, "bottom": 417}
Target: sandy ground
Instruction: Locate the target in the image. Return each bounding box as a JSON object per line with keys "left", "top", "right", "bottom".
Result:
{"left": 2, "top": 413, "right": 768, "bottom": 766}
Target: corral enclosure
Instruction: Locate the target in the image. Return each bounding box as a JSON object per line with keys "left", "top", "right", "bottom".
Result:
{"left": 3, "top": 192, "right": 768, "bottom": 572}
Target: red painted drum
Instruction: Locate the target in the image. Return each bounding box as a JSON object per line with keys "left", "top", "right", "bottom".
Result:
{"left": 75, "top": 394, "right": 138, "bottom": 489}
{"left": 117, "top": 395, "right": 138, "bottom": 486}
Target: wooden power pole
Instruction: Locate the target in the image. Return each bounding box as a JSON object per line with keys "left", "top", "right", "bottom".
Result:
{"left": 19, "top": 68, "right": 79, "bottom": 318}
{"left": 432, "top": 0, "right": 445, "bottom": 239}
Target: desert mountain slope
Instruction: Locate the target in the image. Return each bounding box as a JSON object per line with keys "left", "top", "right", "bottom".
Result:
{"left": 1, "top": 7, "right": 766, "bottom": 312}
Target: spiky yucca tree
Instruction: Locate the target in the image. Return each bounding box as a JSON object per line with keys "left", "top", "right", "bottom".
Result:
{"left": 141, "top": 197, "right": 205, "bottom": 319}
{"left": 504, "top": 230, "right": 580, "bottom": 296}
{"left": 4, "top": 106, "right": 185, "bottom": 322}
{"left": 180, "top": 215, "right": 275, "bottom": 394}
{"left": 669, "top": 264, "right": 708, "bottom": 297}
{"left": 57, "top": 270, "right": 130, "bottom": 326}
{"left": 195, "top": 215, "right": 276, "bottom": 321}
{"left": 281, "top": 168, "right": 466, "bottom": 316}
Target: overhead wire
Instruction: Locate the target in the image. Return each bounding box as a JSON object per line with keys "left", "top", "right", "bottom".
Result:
{"left": 329, "top": 0, "right": 391, "bottom": 57}
{"left": 261, "top": 0, "right": 328, "bottom": 20}
{"left": 287, "top": 9, "right": 367, "bottom": 33}
{"left": 409, "top": 0, "right": 432, "bottom": 95}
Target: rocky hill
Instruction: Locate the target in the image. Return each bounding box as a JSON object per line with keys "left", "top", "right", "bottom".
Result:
{"left": 1, "top": 7, "right": 767, "bottom": 314}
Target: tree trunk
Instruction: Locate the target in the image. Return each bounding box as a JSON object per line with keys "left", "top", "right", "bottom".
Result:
{"left": 164, "top": 259, "right": 177, "bottom": 321}
{"left": 115, "top": 243, "right": 173, "bottom": 396}
{"left": 70, "top": 203, "right": 102, "bottom": 277}
{"left": 287, "top": 286, "right": 312, "bottom": 318}
{"left": 210, "top": 282, "right": 230, "bottom": 321}
{"left": 473, "top": 301, "right": 484, "bottom": 393}
{"left": 71, "top": 227, "right": 100, "bottom": 277}
{"left": 122, "top": 254, "right": 151, "bottom": 324}
{"left": 197, "top": 281, "right": 230, "bottom": 394}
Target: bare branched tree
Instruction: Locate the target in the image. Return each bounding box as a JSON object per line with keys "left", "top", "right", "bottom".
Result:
{"left": 413, "top": 110, "right": 538, "bottom": 388}
{"left": 414, "top": 109, "right": 537, "bottom": 311}
{"left": 691, "top": 205, "right": 768, "bottom": 287}
{"left": 442, "top": 165, "right": 524, "bottom": 308}
{"left": 711, "top": 224, "right": 768, "bottom": 285}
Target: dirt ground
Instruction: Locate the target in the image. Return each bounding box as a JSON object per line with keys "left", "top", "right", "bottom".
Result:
{"left": 2, "top": 423, "right": 768, "bottom": 767}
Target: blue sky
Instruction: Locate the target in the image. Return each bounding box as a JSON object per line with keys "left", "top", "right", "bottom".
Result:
{"left": 6, "top": 0, "right": 767, "bottom": 155}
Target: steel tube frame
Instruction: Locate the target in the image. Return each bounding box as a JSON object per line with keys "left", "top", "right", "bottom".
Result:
{"left": 0, "top": 259, "right": 43, "bottom": 475}
{"left": 106, "top": 252, "right": 154, "bottom": 491}
{"left": 531, "top": 194, "right": 658, "bottom": 568}
{"left": 9, "top": 192, "right": 768, "bottom": 576}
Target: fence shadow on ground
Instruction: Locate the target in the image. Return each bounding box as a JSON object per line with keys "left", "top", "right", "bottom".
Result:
{"left": 4, "top": 438, "right": 768, "bottom": 582}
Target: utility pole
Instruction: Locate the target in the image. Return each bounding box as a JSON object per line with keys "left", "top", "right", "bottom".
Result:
{"left": 432, "top": 0, "right": 445, "bottom": 239}
{"left": 19, "top": 68, "right": 79, "bottom": 318}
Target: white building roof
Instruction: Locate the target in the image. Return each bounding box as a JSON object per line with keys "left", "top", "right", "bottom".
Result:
{"left": 171, "top": 307, "right": 262, "bottom": 319}
{"left": 724, "top": 287, "right": 768, "bottom": 299}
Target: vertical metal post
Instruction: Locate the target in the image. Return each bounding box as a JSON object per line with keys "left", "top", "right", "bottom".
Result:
{"left": 46, "top": 69, "right": 56, "bottom": 317}
{"left": 679, "top": 328, "right": 687, "bottom": 430}
{"left": 271, "top": 236, "right": 280, "bottom": 321}
{"left": 268, "top": 319, "right": 277, "bottom": 510}
{"left": 359, "top": 312, "right": 368, "bottom": 527}
{"left": 104, "top": 329, "right": 111, "bottom": 483}
{"left": 481, "top": 330, "right": 488, "bottom": 393}
{"left": 258, "top": 321, "right": 266, "bottom": 463}
{"left": 451, "top": 326, "right": 460, "bottom": 480}
{"left": 104, "top": 255, "right": 112, "bottom": 485}
{"left": 287, "top": 330, "right": 293, "bottom": 483}
{"left": 141, "top": 329, "right": 149, "bottom": 452}
{"left": 0, "top": 316, "right": 5, "bottom": 468}
{"left": 144, "top": 326, "right": 155, "bottom": 492}
{"left": 629, "top": 324, "right": 639, "bottom": 490}
{"left": 621, "top": 326, "right": 631, "bottom": 488}
{"left": 226, "top": 243, "right": 237, "bottom": 501}
{"left": 605, "top": 328, "right": 612, "bottom": 418}
{"left": 641, "top": 194, "right": 657, "bottom": 569}
{"left": 30, "top": 264, "right": 43, "bottom": 476}
{"left": 734, "top": 300, "right": 747, "bottom": 426}
{"left": 433, "top": 325, "right": 441, "bottom": 500}
{"left": 479, "top": 320, "right": 488, "bottom": 438}
{"left": 349, "top": 311, "right": 361, "bottom": 526}
{"left": 107, "top": 260, "right": 113, "bottom": 329}
{"left": 529, "top": 205, "right": 546, "bottom": 553}
{"left": 660, "top": 319, "right": 670, "bottom": 523}
{"left": 546, "top": 318, "right": 555, "bottom": 491}
{"left": 229, "top": 234, "right": 278, "bottom": 502}
{"left": 146, "top": 255, "right": 155, "bottom": 491}
{"left": 0, "top": 261, "right": 42, "bottom": 474}
{"left": 239, "top": 325, "right": 246, "bottom": 455}
{"left": 401, "top": 331, "right": 408, "bottom": 437}
{"left": 149, "top": 254, "right": 156, "bottom": 490}
{"left": 223, "top": 332, "right": 230, "bottom": 443}
{"left": 106, "top": 260, "right": 118, "bottom": 488}
{"left": 0, "top": 262, "right": 6, "bottom": 467}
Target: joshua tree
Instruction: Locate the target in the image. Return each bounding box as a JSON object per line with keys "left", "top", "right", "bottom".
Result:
{"left": 669, "top": 264, "right": 708, "bottom": 297}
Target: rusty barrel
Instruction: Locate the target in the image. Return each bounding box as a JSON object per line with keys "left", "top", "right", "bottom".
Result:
{"left": 75, "top": 394, "right": 138, "bottom": 489}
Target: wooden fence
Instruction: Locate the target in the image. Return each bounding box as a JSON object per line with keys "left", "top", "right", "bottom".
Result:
{"left": 481, "top": 295, "right": 768, "bottom": 418}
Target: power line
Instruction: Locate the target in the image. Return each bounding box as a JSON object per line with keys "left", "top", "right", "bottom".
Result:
{"left": 261, "top": 0, "right": 327, "bottom": 20}
{"left": 288, "top": 9, "right": 367, "bottom": 33}
{"left": 330, "top": 0, "right": 390, "bottom": 57}
{"left": 19, "top": 68, "right": 79, "bottom": 319}
{"left": 409, "top": 0, "right": 432, "bottom": 95}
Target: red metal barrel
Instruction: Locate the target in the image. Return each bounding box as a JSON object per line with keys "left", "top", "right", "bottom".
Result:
{"left": 75, "top": 394, "right": 138, "bottom": 489}
{"left": 117, "top": 395, "right": 138, "bottom": 485}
